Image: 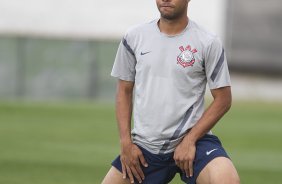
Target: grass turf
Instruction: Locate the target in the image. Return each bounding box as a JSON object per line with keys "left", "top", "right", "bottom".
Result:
{"left": 0, "top": 101, "right": 281, "bottom": 183}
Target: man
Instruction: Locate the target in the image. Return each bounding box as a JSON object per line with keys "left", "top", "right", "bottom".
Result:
{"left": 102, "top": 0, "right": 240, "bottom": 183}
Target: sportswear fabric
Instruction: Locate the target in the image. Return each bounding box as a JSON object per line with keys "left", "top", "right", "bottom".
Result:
{"left": 111, "top": 19, "right": 231, "bottom": 154}
{"left": 111, "top": 134, "right": 229, "bottom": 184}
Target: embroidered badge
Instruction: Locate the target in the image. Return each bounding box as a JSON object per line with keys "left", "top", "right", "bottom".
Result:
{"left": 177, "top": 45, "right": 198, "bottom": 68}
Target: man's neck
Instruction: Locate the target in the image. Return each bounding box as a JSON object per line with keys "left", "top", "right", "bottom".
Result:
{"left": 158, "top": 16, "right": 189, "bottom": 36}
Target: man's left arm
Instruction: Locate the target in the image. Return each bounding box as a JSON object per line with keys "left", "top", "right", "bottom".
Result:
{"left": 173, "top": 86, "right": 232, "bottom": 177}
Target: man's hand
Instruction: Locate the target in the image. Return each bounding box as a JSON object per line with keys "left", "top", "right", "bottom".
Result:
{"left": 173, "top": 87, "right": 231, "bottom": 178}
{"left": 173, "top": 138, "right": 196, "bottom": 178}
{"left": 120, "top": 142, "right": 148, "bottom": 183}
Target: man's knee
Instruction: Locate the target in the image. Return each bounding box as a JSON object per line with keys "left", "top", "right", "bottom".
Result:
{"left": 102, "top": 166, "right": 130, "bottom": 184}
{"left": 197, "top": 157, "right": 240, "bottom": 184}
{"left": 210, "top": 167, "right": 240, "bottom": 184}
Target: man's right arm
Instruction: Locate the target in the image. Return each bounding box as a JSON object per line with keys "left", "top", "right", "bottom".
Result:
{"left": 116, "top": 79, "right": 134, "bottom": 145}
{"left": 115, "top": 79, "right": 148, "bottom": 184}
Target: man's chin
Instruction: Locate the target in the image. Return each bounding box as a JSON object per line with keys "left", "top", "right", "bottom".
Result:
{"left": 161, "top": 13, "right": 177, "bottom": 20}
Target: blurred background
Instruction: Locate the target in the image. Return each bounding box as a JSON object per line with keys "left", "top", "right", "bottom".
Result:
{"left": 0, "top": 0, "right": 281, "bottom": 183}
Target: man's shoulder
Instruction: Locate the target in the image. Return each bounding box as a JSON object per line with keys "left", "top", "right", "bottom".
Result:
{"left": 189, "top": 20, "right": 219, "bottom": 45}
{"left": 124, "top": 19, "right": 157, "bottom": 39}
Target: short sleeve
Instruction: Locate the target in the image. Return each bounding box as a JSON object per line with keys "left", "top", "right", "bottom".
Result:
{"left": 204, "top": 37, "right": 231, "bottom": 89}
{"left": 111, "top": 36, "right": 137, "bottom": 82}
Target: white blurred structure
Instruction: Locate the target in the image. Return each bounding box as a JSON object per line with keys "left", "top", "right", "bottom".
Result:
{"left": 0, "top": 0, "right": 226, "bottom": 40}
{"left": 230, "top": 73, "right": 282, "bottom": 102}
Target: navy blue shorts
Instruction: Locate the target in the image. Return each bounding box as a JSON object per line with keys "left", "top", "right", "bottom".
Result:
{"left": 112, "top": 134, "right": 229, "bottom": 184}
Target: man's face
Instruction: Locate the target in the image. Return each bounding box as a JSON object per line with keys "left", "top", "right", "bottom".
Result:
{"left": 156, "top": 0, "right": 189, "bottom": 20}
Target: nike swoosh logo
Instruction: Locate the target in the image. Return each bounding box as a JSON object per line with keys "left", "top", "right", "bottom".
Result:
{"left": 141, "top": 51, "right": 151, "bottom": 55}
{"left": 206, "top": 148, "right": 218, "bottom": 156}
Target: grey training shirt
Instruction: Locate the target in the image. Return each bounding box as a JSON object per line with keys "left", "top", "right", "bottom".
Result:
{"left": 111, "top": 19, "right": 231, "bottom": 154}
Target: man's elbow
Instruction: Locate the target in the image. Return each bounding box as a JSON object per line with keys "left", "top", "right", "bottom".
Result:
{"left": 224, "top": 94, "right": 232, "bottom": 113}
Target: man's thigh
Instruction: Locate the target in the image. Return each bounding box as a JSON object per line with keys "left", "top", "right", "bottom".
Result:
{"left": 102, "top": 166, "right": 130, "bottom": 184}
{"left": 196, "top": 157, "right": 240, "bottom": 184}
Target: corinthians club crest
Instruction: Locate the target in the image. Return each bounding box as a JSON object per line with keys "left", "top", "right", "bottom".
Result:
{"left": 177, "top": 45, "right": 198, "bottom": 68}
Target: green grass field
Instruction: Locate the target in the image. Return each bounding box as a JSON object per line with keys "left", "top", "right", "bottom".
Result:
{"left": 0, "top": 101, "right": 282, "bottom": 184}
